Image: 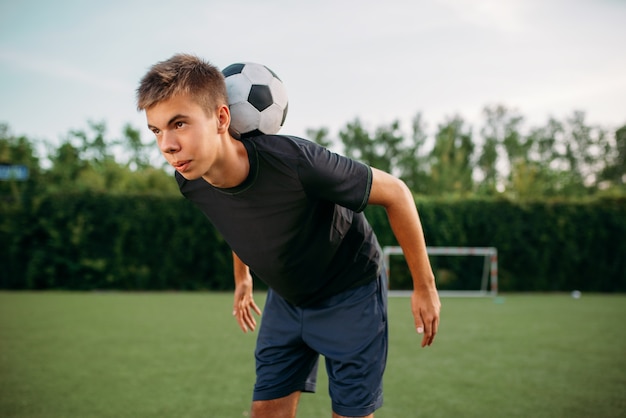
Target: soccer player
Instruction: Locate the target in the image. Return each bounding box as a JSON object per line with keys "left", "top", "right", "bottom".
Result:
{"left": 137, "top": 54, "right": 440, "bottom": 418}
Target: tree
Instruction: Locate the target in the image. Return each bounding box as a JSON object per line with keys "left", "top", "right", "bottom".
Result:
{"left": 428, "top": 116, "right": 474, "bottom": 195}
{"left": 599, "top": 124, "right": 626, "bottom": 191}
{"left": 336, "top": 116, "right": 436, "bottom": 194}
{"left": 528, "top": 111, "right": 608, "bottom": 197}
{"left": 397, "top": 113, "right": 431, "bottom": 194}
{"left": 0, "top": 123, "right": 45, "bottom": 204}
{"left": 42, "top": 121, "right": 178, "bottom": 195}
{"left": 46, "top": 141, "right": 86, "bottom": 193}
{"left": 306, "top": 127, "right": 333, "bottom": 149}
{"left": 551, "top": 111, "right": 602, "bottom": 194}
{"left": 0, "top": 123, "right": 41, "bottom": 169}
{"left": 339, "top": 118, "right": 404, "bottom": 173}
{"left": 123, "top": 123, "right": 152, "bottom": 171}
{"left": 477, "top": 105, "right": 526, "bottom": 195}
{"left": 68, "top": 120, "right": 113, "bottom": 166}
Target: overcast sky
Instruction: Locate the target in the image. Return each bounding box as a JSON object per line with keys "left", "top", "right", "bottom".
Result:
{"left": 1, "top": 0, "right": 625, "bottom": 148}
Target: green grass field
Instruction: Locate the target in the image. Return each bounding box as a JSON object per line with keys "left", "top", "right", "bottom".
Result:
{"left": 1, "top": 292, "right": 624, "bottom": 417}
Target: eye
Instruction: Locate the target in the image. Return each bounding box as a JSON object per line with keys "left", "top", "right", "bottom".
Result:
{"left": 151, "top": 128, "right": 161, "bottom": 136}
{"left": 175, "top": 121, "right": 185, "bottom": 129}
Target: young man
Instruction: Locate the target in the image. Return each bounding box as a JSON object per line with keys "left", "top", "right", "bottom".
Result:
{"left": 137, "top": 54, "right": 440, "bottom": 418}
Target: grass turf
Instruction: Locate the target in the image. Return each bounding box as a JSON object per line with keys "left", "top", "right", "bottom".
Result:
{"left": 0, "top": 292, "right": 624, "bottom": 417}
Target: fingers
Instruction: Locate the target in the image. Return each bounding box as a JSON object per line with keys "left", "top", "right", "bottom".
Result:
{"left": 243, "top": 305, "right": 257, "bottom": 331}
{"left": 416, "top": 314, "right": 439, "bottom": 347}
{"left": 417, "top": 323, "right": 431, "bottom": 347}
{"left": 233, "top": 296, "right": 262, "bottom": 333}
{"left": 234, "top": 311, "right": 247, "bottom": 333}
{"left": 416, "top": 322, "right": 428, "bottom": 348}
{"left": 234, "top": 305, "right": 256, "bottom": 332}
{"left": 251, "top": 300, "right": 262, "bottom": 316}
{"left": 420, "top": 322, "right": 435, "bottom": 347}
{"left": 411, "top": 291, "right": 441, "bottom": 348}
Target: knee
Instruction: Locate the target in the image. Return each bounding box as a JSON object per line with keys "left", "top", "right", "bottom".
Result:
{"left": 251, "top": 391, "right": 301, "bottom": 418}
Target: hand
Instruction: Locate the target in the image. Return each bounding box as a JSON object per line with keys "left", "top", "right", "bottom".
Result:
{"left": 232, "top": 278, "right": 262, "bottom": 333}
{"left": 411, "top": 288, "right": 441, "bottom": 347}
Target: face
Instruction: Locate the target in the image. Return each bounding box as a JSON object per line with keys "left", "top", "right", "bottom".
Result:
{"left": 146, "top": 94, "right": 228, "bottom": 180}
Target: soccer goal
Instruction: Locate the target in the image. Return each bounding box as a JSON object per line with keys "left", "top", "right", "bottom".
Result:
{"left": 383, "top": 246, "right": 498, "bottom": 297}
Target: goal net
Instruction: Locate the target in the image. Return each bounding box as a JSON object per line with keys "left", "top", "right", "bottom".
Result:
{"left": 383, "top": 246, "right": 498, "bottom": 297}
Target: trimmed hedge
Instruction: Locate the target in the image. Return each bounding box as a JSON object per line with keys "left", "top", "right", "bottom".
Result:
{"left": 1, "top": 193, "right": 624, "bottom": 292}
{"left": 1, "top": 193, "right": 231, "bottom": 290}
{"left": 367, "top": 197, "right": 626, "bottom": 292}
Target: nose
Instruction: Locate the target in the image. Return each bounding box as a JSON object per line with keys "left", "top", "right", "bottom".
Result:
{"left": 159, "top": 130, "right": 181, "bottom": 154}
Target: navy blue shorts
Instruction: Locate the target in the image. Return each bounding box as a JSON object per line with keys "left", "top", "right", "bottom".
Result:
{"left": 253, "top": 270, "right": 388, "bottom": 417}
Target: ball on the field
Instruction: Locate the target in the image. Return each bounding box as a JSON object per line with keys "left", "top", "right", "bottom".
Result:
{"left": 222, "top": 62, "right": 288, "bottom": 139}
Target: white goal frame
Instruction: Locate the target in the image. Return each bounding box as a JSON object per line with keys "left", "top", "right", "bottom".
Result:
{"left": 383, "top": 246, "right": 498, "bottom": 297}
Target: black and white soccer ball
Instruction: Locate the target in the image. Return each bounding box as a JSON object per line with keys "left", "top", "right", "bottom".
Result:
{"left": 222, "top": 62, "right": 289, "bottom": 139}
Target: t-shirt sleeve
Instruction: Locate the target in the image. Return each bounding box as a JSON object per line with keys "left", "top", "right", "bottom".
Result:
{"left": 297, "top": 142, "right": 372, "bottom": 212}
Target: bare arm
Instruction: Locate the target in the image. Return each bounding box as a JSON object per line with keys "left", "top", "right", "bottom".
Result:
{"left": 232, "top": 251, "right": 262, "bottom": 333}
{"left": 368, "top": 167, "right": 441, "bottom": 347}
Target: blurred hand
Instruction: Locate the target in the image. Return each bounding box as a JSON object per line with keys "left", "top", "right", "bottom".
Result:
{"left": 412, "top": 288, "right": 441, "bottom": 347}
{"left": 232, "top": 277, "right": 262, "bottom": 333}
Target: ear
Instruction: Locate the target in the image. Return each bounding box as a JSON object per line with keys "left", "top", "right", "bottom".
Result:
{"left": 216, "top": 105, "right": 230, "bottom": 134}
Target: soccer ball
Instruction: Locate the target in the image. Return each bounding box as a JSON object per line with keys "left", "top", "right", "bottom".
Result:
{"left": 222, "top": 62, "right": 289, "bottom": 139}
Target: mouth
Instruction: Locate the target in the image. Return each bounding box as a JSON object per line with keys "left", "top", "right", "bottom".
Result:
{"left": 172, "top": 160, "right": 191, "bottom": 173}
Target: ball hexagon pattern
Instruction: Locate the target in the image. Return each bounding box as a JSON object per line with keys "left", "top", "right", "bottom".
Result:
{"left": 222, "top": 62, "right": 288, "bottom": 139}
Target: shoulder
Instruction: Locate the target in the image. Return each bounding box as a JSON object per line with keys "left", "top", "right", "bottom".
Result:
{"left": 243, "top": 134, "right": 371, "bottom": 184}
{"left": 242, "top": 135, "right": 330, "bottom": 173}
{"left": 244, "top": 134, "right": 321, "bottom": 156}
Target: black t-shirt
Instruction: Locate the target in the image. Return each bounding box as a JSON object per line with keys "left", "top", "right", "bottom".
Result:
{"left": 176, "top": 135, "right": 381, "bottom": 306}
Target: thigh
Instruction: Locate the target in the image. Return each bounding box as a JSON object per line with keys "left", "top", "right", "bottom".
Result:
{"left": 253, "top": 289, "right": 319, "bottom": 401}
{"left": 303, "top": 273, "right": 388, "bottom": 417}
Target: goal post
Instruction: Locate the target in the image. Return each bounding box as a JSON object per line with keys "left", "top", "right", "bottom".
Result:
{"left": 383, "top": 246, "right": 498, "bottom": 296}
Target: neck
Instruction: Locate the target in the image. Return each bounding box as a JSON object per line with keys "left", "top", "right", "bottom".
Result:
{"left": 202, "top": 136, "right": 249, "bottom": 188}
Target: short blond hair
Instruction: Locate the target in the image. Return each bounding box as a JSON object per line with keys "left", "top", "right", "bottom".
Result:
{"left": 136, "top": 54, "right": 227, "bottom": 114}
